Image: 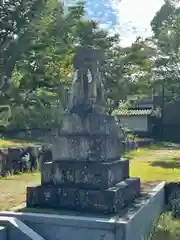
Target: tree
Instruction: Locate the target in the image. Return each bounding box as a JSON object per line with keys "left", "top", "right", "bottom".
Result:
{"left": 152, "top": 12, "right": 180, "bottom": 103}
{"left": 151, "top": 0, "right": 176, "bottom": 37}
{"left": 2, "top": 0, "right": 157, "bottom": 127}
{"left": 113, "top": 37, "right": 156, "bottom": 104}
{"left": 0, "top": 0, "right": 49, "bottom": 91}
{"left": 10, "top": 1, "right": 77, "bottom": 108}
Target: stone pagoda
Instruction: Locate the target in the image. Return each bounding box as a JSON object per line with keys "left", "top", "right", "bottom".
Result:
{"left": 26, "top": 45, "right": 141, "bottom": 214}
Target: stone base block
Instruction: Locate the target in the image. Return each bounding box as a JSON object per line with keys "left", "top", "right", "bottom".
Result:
{"left": 60, "top": 113, "right": 124, "bottom": 138}
{"left": 27, "top": 177, "right": 140, "bottom": 214}
{"left": 52, "top": 135, "right": 123, "bottom": 161}
{"left": 41, "top": 159, "right": 129, "bottom": 189}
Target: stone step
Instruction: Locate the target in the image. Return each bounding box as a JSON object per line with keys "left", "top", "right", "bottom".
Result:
{"left": 52, "top": 135, "right": 123, "bottom": 162}
{"left": 41, "top": 159, "right": 129, "bottom": 190}
{"left": 0, "top": 226, "right": 7, "bottom": 240}
{"left": 27, "top": 177, "right": 140, "bottom": 214}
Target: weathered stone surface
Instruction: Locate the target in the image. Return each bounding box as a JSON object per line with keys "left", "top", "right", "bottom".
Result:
{"left": 6, "top": 148, "right": 22, "bottom": 173}
{"left": 27, "top": 177, "right": 140, "bottom": 214}
{"left": 39, "top": 145, "right": 52, "bottom": 163}
{"left": 68, "top": 46, "right": 106, "bottom": 115}
{"left": 52, "top": 136, "right": 123, "bottom": 162}
{"left": 8, "top": 148, "right": 21, "bottom": 162}
{"left": 41, "top": 159, "right": 129, "bottom": 189}
{"left": 0, "top": 149, "right": 8, "bottom": 175}
{"left": 60, "top": 113, "right": 125, "bottom": 139}
{"left": 28, "top": 146, "right": 40, "bottom": 159}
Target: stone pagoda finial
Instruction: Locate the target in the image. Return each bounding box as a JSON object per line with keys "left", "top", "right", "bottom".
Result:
{"left": 68, "top": 45, "right": 105, "bottom": 116}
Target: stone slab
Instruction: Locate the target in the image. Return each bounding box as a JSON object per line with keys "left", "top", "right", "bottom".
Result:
{"left": 8, "top": 148, "right": 21, "bottom": 159}
{"left": 60, "top": 113, "right": 125, "bottom": 139}
{"left": 26, "top": 177, "right": 140, "bottom": 214}
{"left": 1, "top": 182, "right": 165, "bottom": 240}
{"left": 41, "top": 159, "right": 129, "bottom": 189}
{"left": 52, "top": 135, "right": 123, "bottom": 161}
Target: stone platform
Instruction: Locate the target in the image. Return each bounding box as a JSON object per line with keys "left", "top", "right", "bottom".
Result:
{"left": 2, "top": 182, "right": 165, "bottom": 240}
{"left": 27, "top": 177, "right": 140, "bottom": 214}
{"left": 41, "top": 159, "right": 129, "bottom": 189}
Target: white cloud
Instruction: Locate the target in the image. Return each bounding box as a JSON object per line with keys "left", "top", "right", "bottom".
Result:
{"left": 112, "top": 0, "right": 165, "bottom": 46}
{"left": 64, "top": 0, "right": 167, "bottom": 46}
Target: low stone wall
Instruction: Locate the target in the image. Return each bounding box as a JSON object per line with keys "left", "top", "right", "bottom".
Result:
{"left": 125, "top": 139, "right": 154, "bottom": 151}
{"left": 0, "top": 146, "right": 40, "bottom": 176}
{"left": 164, "top": 182, "right": 180, "bottom": 218}
{"left": 137, "top": 139, "right": 154, "bottom": 147}
{"left": 165, "top": 182, "right": 180, "bottom": 206}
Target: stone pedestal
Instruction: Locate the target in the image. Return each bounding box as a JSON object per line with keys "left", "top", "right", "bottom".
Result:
{"left": 27, "top": 113, "right": 141, "bottom": 214}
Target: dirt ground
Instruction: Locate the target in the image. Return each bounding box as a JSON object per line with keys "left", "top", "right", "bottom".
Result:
{"left": 0, "top": 172, "right": 40, "bottom": 210}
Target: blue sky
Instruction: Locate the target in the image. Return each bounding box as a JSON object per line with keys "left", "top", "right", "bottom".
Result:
{"left": 84, "top": 0, "right": 118, "bottom": 29}
{"left": 64, "top": 0, "right": 166, "bottom": 46}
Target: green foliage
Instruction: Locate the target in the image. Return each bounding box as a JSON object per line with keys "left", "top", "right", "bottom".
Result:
{"left": 152, "top": 10, "right": 180, "bottom": 103}
{"left": 3, "top": 1, "right": 132, "bottom": 121}
{"left": 151, "top": 0, "right": 176, "bottom": 37}
{"left": 118, "top": 38, "right": 155, "bottom": 100}
{"left": 2, "top": 0, "right": 180, "bottom": 128}
{"left": 9, "top": 1, "right": 85, "bottom": 107}
{"left": 0, "top": 0, "right": 48, "bottom": 90}
{"left": 123, "top": 2, "right": 180, "bottom": 106}
{"left": 1, "top": 1, "right": 86, "bottom": 126}
{"left": 0, "top": 105, "right": 11, "bottom": 126}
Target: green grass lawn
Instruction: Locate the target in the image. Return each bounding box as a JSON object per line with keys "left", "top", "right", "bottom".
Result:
{"left": 126, "top": 144, "right": 180, "bottom": 240}
{"left": 128, "top": 144, "right": 180, "bottom": 182}
{"left": 0, "top": 138, "right": 41, "bottom": 148}
{"left": 0, "top": 172, "right": 40, "bottom": 210}
{"left": 0, "top": 138, "right": 41, "bottom": 210}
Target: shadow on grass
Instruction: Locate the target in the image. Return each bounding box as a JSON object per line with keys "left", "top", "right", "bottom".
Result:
{"left": 150, "top": 158, "right": 180, "bottom": 169}
{"left": 149, "top": 142, "right": 180, "bottom": 150}
{"left": 152, "top": 229, "right": 172, "bottom": 240}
